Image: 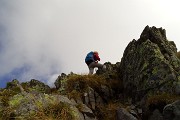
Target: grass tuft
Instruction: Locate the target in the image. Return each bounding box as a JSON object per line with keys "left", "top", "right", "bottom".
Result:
{"left": 146, "top": 93, "right": 180, "bottom": 112}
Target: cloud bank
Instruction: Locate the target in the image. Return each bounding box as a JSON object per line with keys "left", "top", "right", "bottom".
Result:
{"left": 0, "top": 0, "right": 180, "bottom": 87}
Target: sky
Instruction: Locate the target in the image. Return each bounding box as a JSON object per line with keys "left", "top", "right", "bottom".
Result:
{"left": 0, "top": 0, "right": 180, "bottom": 88}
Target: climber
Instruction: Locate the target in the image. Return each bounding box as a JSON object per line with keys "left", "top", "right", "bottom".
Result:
{"left": 85, "top": 51, "right": 106, "bottom": 74}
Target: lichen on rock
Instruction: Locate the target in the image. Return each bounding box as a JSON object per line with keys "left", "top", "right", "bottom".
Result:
{"left": 119, "top": 26, "right": 180, "bottom": 103}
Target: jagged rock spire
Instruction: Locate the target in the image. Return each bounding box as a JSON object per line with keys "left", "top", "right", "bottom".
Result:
{"left": 118, "top": 26, "right": 180, "bottom": 102}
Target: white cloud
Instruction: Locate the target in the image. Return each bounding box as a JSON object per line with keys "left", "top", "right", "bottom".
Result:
{"left": 0, "top": 0, "right": 180, "bottom": 87}
{"left": 47, "top": 74, "right": 59, "bottom": 88}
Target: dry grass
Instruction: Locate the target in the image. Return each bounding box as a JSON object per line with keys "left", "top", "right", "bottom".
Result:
{"left": 66, "top": 74, "right": 107, "bottom": 93}
{"left": 145, "top": 93, "right": 180, "bottom": 113}
{"left": 32, "top": 102, "right": 73, "bottom": 120}
{"left": 96, "top": 101, "right": 124, "bottom": 120}
{"left": 146, "top": 93, "right": 180, "bottom": 106}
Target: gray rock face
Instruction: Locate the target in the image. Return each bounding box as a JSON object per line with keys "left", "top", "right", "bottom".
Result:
{"left": 8, "top": 92, "right": 95, "bottom": 120}
{"left": 163, "top": 100, "right": 180, "bottom": 120}
{"left": 149, "top": 109, "right": 163, "bottom": 120}
{"left": 96, "top": 62, "right": 120, "bottom": 79}
{"left": 116, "top": 108, "right": 138, "bottom": 120}
{"left": 119, "top": 26, "right": 180, "bottom": 101}
{"left": 54, "top": 73, "right": 67, "bottom": 89}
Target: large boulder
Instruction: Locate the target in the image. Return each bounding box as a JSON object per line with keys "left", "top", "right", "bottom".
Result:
{"left": 119, "top": 26, "right": 180, "bottom": 101}
{"left": 163, "top": 100, "right": 180, "bottom": 120}
{"left": 116, "top": 108, "right": 138, "bottom": 120}
{"left": 0, "top": 87, "right": 96, "bottom": 120}
{"left": 96, "top": 62, "right": 120, "bottom": 77}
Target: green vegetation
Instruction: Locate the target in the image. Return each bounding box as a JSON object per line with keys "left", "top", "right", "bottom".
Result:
{"left": 0, "top": 89, "right": 19, "bottom": 106}
{"left": 0, "top": 74, "right": 124, "bottom": 120}
{"left": 0, "top": 92, "right": 81, "bottom": 120}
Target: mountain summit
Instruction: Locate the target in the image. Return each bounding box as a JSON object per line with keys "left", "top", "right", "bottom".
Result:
{"left": 0, "top": 26, "right": 180, "bottom": 120}
{"left": 119, "top": 25, "right": 180, "bottom": 102}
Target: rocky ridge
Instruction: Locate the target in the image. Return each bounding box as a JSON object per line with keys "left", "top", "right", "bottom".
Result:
{"left": 0, "top": 26, "right": 180, "bottom": 120}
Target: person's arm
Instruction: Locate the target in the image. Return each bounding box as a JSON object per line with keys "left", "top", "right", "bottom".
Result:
{"left": 94, "top": 54, "right": 100, "bottom": 62}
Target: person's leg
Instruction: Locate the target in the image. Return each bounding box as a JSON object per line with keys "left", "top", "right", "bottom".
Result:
{"left": 89, "top": 62, "right": 103, "bottom": 68}
{"left": 88, "top": 62, "right": 97, "bottom": 74}
{"left": 88, "top": 62, "right": 106, "bottom": 74}
{"left": 89, "top": 67, "right": 94, "bottom": 74}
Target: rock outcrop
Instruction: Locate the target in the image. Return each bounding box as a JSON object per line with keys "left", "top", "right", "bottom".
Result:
{"left": 0, "top": 26, "right": 180, "bottom": 120}
{"left": 0, "top": 79, "right": 97, "bottom": 120}
{"left": 22, "top": 79, "right": 51, "bottom": 94}
{"left": 119, "top": 26, "right": 180, "bottom": 102}
{"left": 163, "top": 100, "right": 180, "bottom": 120}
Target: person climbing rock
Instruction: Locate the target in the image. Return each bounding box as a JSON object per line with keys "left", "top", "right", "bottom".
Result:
{"left": 85, "top": 51, "right": 106, "bottom": 74}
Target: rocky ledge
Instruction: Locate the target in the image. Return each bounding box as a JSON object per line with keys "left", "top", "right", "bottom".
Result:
{"left": 0, "top": 26, "right": 180, "bottom": 120}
